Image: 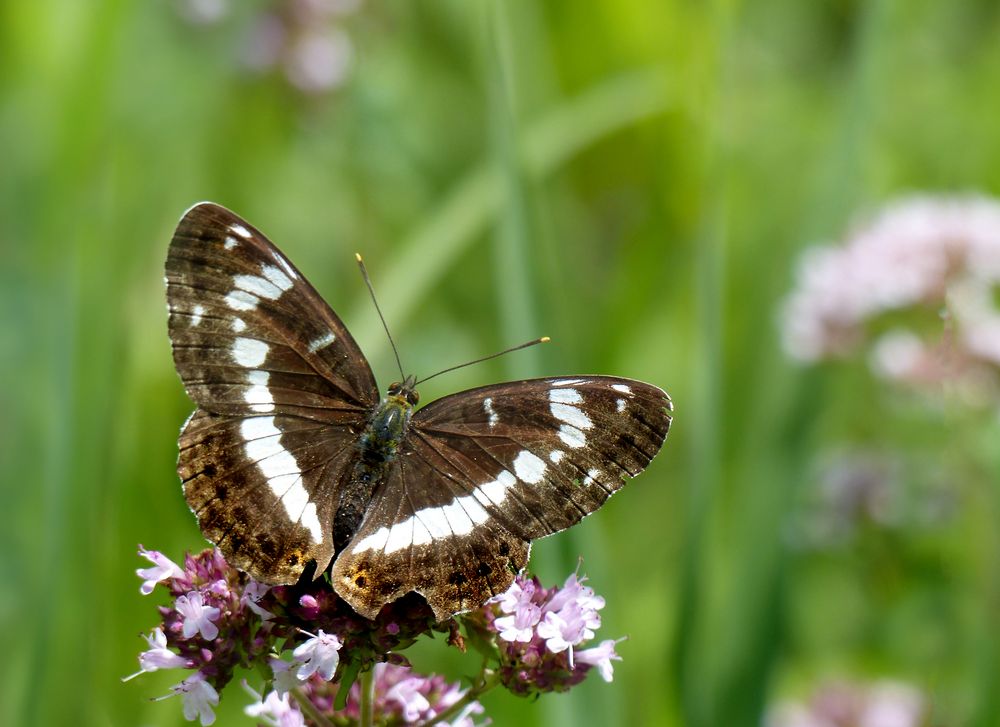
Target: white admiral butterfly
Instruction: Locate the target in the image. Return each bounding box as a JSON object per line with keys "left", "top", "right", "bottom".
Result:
{"left": 166, "top": 202, "right": 672, "bottom": 620}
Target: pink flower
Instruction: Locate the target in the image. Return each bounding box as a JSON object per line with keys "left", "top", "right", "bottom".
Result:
{"left": 241, "top": 579, "right": 273, "bottom": 621}
{"left": 384, "top": 675, "right": 432, "bottom": 721}
{"left": 576, "top": 639, "right": 623, "bottom": 682}
{"left": 493, "top": 577, "right": 537, "bottom": 614}
{"left": 136, "top": 546, "right": 184, "bottom": 595}
{"left": 123, "top": 627, "right": 188, "bottom": 680}
{"left": 175, "top": 591, "right": 221, "bottom": 641}
{"left": 269, "top": 657, "right": 304, "bottom": 697}
{"left": 547, "top": 572, "right": 606, "bottom": 614}
{"left": 157, "top": 673, "right": 219, "bottom": 726}
{"left": 536, "top": 601, "right": 598, "bottom": 665}
{"left": 243, "top": 682, "right": 306, "bottom": 727}
{"left": 767, "top": 679, "right": 927, "bottom": 727}
{"left": 493, "top": 601, "right": 541, "bottom": 642}
{"left": 292, "top": 629, "right": 342, "bottom": 681}
{"left": 781, "top": 194, "right": 1000, "bottom": 397}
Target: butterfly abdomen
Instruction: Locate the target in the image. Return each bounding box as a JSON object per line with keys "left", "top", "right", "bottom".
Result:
{"left": 333, "top": 395, "right": 414, "bottom": 551}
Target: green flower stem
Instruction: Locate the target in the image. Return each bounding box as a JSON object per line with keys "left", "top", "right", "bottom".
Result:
{"left": 359, "top": 666, "right": 375, "bottom": 727}
{"left": 291, "top": 687, "right": 334, "bottom": 727}
{"left": 414, "top": 668, "right": 501, "bottom": 727}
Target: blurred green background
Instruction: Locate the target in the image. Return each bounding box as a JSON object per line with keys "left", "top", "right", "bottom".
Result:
{"left": 3, "top": 0, "right": 1000, "bottom": 725}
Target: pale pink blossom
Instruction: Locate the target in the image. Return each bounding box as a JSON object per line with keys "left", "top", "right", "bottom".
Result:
{"left": 767, "top": 679, "right": 927, "bottom": 727}
{"left": 123, "top": 627, "right": 188, "bottom": 681}
{"left": 175, "top": 591, "right": 221, "bottom": 641}
{"left": 241, "top": 579, "right": 273, "bottom": 621}
{"left": 384, "top": 675, "right": 432, "bottom": 721}
{"left": 136, "top": 546, "right": 184, "bottom": 595}
{"left": 291, "top": 629, "right": 342, "bottom": 681}
{"left": 493, "top": 601, "right": 541, "bottom": 642}
{"left": 269, "top": 656, "right": 304, "bottom": 697}
{"left": 781, "top": 195, "right": 1000, "bottom": 396}
{"left": 242, "top": 682, "right": 306, "bottom": 727}
{"left": 157, "top": 674, "right": 219, "bottom": 726}
{"left": 575, "top": 639, "right": 623, "bottom": 682}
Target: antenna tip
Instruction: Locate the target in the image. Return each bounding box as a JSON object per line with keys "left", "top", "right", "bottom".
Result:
{"left": 355, "top": 252, "right": 363, "bottom": 263}
{"left": 540, "top": 336, "right": 551, "bottom": 343}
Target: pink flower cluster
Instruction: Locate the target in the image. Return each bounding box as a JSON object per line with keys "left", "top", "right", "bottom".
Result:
{"left": 767, "top": 679, "right": 929, "bottom": 727}
{"left": 126, "top": 547, "right": 276, "bottom": 724}
{"left": 479, "top": 573, "right": 623, "bottom": 696}
{"left": 245, "top": 662, "right": 486, "bottom": 727}
{"left": 129, "top": 546, "right": 620, "bottom": 724}
{"left": 174, "top": 0, "right": 362, "bottom": 94}
{"left": 781, "top": 195, "right": 1000, "bottom": 395}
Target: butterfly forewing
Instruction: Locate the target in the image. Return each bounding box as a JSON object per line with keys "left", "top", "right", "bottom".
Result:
{"left": 332, "top": 376, "right": 671, "bottom": 620}
{"left": 166, "top": 203, "right": 379, "bottom": 584}
{"left": 167, "top": 202, "right": 378, "bottom": 418}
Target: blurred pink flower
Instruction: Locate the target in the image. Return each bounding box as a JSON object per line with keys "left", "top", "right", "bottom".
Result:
{"left": 767, "top": 680, "right": 928, "bottom": 727}
{"left": 175, "top": 0, "right": 362, "bottom": 95}
{"left": 781, "top": 195, "right": 1000, "bottom": 396}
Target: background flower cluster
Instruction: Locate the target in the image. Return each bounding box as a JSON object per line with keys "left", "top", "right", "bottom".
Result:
{"left": 781, "top": 195, "right": 1000, "bottom": 400}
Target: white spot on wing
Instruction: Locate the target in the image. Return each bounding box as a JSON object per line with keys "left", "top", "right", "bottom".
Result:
{"left": 583, "top": 468, "right": 601, "bottom": 486}
{"left": 384, "top": 517, "right": 414, "bottom": 553}
{"left": 300, "top": 503, "right": 321, "bottom": 544}
{"left": 233, "top": 273, "right": 285, "bottom": 301}
{"left": 616, "top": 398, "right": 626, "bottom": 413}
{"left": 440, "top": 500, "right": 475, "bottom": 535}
{"left": 260, "top": 264, "right": 294, "bottom": 294}
{"left": 354, "top": 526, "right": 390, "bottom": 553}
{"left": 419, "top": 507, "right": 451, "bottom": 539}
{"left": 474, "top": 471, "right": 516, "bottom": 507}
{"left": 355, "top": 494, "right": 494, "bottom": 555}
{"left": 190, "top": 304, "right": 205, "bottom": 327}
{"left": 232, "top": 337, "right": 269, "bottom": 367}
{"left": 549, "top": 388, "right": 583, "bottom": 405}
{"left": 513, "top": 450, "right": 546, "bottom": 484}
{"left": 230, "top": 223, "right": 252, "bottom": 239}
{"left": 231, "top": 318, "right": 247, "bottom": 332}
{"left": 483, "top": 397, "right": 499, "bottom": 427}
{"left": 550, "top": 402, "right": 593, "bottom": 430}
{"left": 226, "top": 289, "right": 259, "bottom": 311}
{"left": 308, "top": 332, "right": 336, "bottom": 353}
{"left": 275, "top": 256, "right": 299, "bottom": 281}
{"left": 558, "top": 424, "right": 586, "bottom": 449}
{"left": 549, "top": 450, "right": 565, "bottom": 464}
{"left": 245, "top": 370, "right": 275, "bottom": 413}
{"left": 240, "top": 416, "right": 321, "bottom": 543}
{"left": 224, "top": 236, "right": 238, "bottom": 250}
{"left": 611, "top": 383, "right": 632, "bottom": 395}
{"left": 411, "top": 517, "right": 433, "bottom": 546}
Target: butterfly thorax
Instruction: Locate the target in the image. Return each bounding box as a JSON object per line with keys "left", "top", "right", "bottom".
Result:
{"left": 333, "top": 377, "right": 420, "bottom": 551}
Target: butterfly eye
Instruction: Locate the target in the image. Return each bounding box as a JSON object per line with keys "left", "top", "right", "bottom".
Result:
{"left": 406, "top": 390, "right": 420, "bottom": 406}
{"left": 388, "top": 381, "right": 402, "bottom": 396}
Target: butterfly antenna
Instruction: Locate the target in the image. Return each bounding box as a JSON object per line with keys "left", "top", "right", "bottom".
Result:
{"left": 355, "top": 253, "right": 406, "bottom": 381}
{"left": 414, "top": 337, "right": 550, "bottom": 386}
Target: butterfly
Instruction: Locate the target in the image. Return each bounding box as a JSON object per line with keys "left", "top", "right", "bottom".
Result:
{"left": 165, "top": 202, "right": 672, "bottom": 621}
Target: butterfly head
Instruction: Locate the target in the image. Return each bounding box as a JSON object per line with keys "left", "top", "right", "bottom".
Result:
{"left": 387, "top": 374, "right": 420, "bottom": 406}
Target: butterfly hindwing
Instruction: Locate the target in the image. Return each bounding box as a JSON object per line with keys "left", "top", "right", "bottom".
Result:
{"left": 332, "top": 376, "right": 671, "bottom": 620}
{"left": 166, "top": 203, "right": 379, "bottom": 584}
{"left": 331, "top": 446, "right": 532, "bottom": 620}
{"left": 179, "top": 409, "right": 359, "bottom": 584}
